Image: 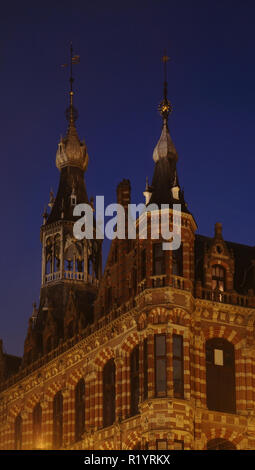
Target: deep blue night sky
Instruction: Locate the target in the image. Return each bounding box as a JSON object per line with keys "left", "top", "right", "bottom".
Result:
{"left": 1, "top": 0, "right": 255, "bottom": 356}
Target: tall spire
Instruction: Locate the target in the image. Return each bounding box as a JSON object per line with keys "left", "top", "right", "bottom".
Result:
{"left": 65, "top": 42, "right": 80, "bottom": 128}
{"left": 158, "top": 52, "right": 172, "bottom": 122}
{"left": 149, "top": 53, "right": 188, "bottom": 212}
{"left": 56, "top": 43, "right": 88, "bottom": 172}
{"left": 153, "top": 52, "right": 177, "bottom": 163}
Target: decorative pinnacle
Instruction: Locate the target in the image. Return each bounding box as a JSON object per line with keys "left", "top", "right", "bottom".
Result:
{"left": 158, "top": 52, "right": 172, "bottom": 120}
{"left": 62, "top": 42, "right": 80, "bottom": 125}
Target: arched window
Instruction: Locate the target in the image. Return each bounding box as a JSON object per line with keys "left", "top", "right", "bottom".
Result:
{"left": 207, "top": 438, "right": 236, "bottom": 450}
{"left": 103, "top": 358, "right": 115, "bottom": 427}
{"left": 14, "top": 414, "right": 22, "bottom": 450}
{"left": 130, "top": 345, "right": 139, "bottom": 416}
{"left": 212, "top": 265, "right": 226, "bottom": 291}
{"left": 53, "top": 391, "right": 63, "bottom": 449}
{"left": 33, "top": 403, "right": 42, "bottom": 449}
{"left": 46, "top": 239, "right": 53, "bottom": 275}
{"left": 206, "top": 338, "right": 236, "bottom": 413}
{"left": 54, "top": 235, "right": 60, "bottom": 272}
{"left": 75, "top": 379, "right": 85, "bottom": 441}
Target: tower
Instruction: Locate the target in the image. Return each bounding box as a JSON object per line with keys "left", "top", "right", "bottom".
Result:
{"left": 23, "top": 46, "right": 102, "bottom": 365}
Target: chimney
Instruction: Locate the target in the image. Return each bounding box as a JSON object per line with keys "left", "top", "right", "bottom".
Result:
{"left": 214, "top": 222, "right": 223, "bottom": 239}
{"left": 116, "top": 179, "right": 131, "bottom": 211}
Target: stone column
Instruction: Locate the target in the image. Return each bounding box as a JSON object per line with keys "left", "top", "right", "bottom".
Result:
{"left": 114, "top": 349, "right": 124, "bottom": 422}
{"left": 62, "top": 386, "right": 72, "bottom": 448}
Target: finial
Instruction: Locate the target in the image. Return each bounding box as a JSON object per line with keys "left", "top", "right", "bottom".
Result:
{"left": 158, "top": 51, "right": 172, "bottom": 121}
{"left": 48, "top": 189, "right": 55, "bottom": 208}
{"left": 43, "top": 205, "right": 48, "bottom": 225}
{"left": 62, "top": 42, "right": 80, "bottom": 125}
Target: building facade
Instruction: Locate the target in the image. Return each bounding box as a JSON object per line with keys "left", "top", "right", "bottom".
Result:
{"left": 0, "top": 65, "right": 255, "bottom": 451}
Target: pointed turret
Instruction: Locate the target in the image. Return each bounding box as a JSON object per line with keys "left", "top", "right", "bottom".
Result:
{"left": 32, "top": 45, "right": 102, "bottom": 359}
{"left": 47, "top": 45, "right": 89, "bottom": 224}
{"left": 148, "top": 54, "right": 188, "bottom": 212}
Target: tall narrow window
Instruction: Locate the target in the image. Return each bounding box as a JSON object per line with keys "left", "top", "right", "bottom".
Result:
{"left": 172, "top": 244, "right": 183, "bottom": 276}
{"left": 141, "top": 249, "right": 146, "bottom": 280}
{"left": 75, "top": 379, "right": 85, "bottom": 441}
{"left": 103, "top": 358, "right": 116, "bottom": 427}
{"left": 206, "top": 338, "right": 236, "bottom": 413}
{"left": 130, "top": 345, "right": 139, "bottom": 416}
{"left": 155, "top": 335, "right": 167, "bottom": 397}
{"left": 173, "top": 334, "right": 184, "bottom": 398}
{"left": 53, "top": 391, "right": 63, "bottom": 449}
{"left": 143, "top": 338, "right": 148, "bottom": 400}
{"left": 153, "top": 243, "right": 165, "bottom": 275}
{"left": 33, "top": 403, "right": 42, "bottom": 449}
{"left": 14, "top": 414, "right": 22, "bottom": 450}
{"left": 212, "top": 265, "right": 226, "bottom": 291}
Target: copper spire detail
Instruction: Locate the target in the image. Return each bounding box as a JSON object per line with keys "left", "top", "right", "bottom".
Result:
{"left": 158, "top": 53, "right": 173, "bottom": 122}
{"left": 56, "top": 44, "right": 88, "bottom": 172}
{"left": 153, "top": 52, "right": 177, "bottom": 163}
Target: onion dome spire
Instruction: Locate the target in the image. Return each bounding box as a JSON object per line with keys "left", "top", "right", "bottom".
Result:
{"left": 153, "top": 53, "right": 178, "bottom": 163}
{"left": 56, "top": 43, "right": 88, "bottom": 172}
{"left": 149, "top": 53, "right": 188, "bottom": 212}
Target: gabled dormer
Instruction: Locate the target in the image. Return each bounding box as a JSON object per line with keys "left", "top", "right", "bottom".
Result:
{"left": 203, "top": 223, "right": 235, "bottom": 293}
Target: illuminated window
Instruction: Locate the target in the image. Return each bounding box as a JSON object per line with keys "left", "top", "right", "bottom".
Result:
{"left": 75, "top": 379, "right": 85, "bottom": 441}
{"left": 155, "top": 335, "right": 167, "bottom": 397}
{"left": 53, "top": 391, "right": 63, "bottom": 449}
{"left": 130, "top": 345, "right": 139, "bottom": 416}
{"left": 103, "top": 359, "right": 116, "bottom": 427}
{"left": 14, "top": 414, "right": 22, "bottom": 450}
{"left": 173, "top": 334, "right": 184, "bottom": 398}
{"left": 212, "top": 265, "right": 225, "bottom": 291}
{"left": 33, "top": 403, "right": 42, "bottom": 449}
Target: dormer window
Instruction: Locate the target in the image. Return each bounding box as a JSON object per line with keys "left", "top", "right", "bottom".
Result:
{"left": 212, "top": 265, "right": 225, "bottom": 292}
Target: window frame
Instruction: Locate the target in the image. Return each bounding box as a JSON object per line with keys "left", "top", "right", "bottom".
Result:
{"left": 154, "top": 334, "right": 167, "bottom": 397}
{"left": 130, "top": 345, "right": 140, "bottom": 417}
{"left": 153, "top": 243, "right": 166, "bottom": 276}
{"left": 173, "top": 334, "right": 184, "bottom": 399}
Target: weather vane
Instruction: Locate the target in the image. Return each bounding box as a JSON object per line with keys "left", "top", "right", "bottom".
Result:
{"left": 61, "top": 42, "right": 80, "bottom": 123}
